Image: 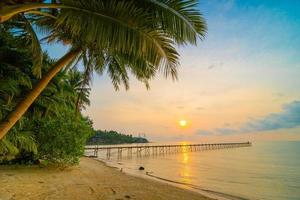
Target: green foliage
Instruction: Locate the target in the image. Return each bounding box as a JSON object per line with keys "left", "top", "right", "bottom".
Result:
{"left": 34, "top": 0, "right": 206, "bottom": 90}
{"left": 0, "top": 29, "right": 93, "bottom": 165}
{"left": 2, "top": 12, "right": 44, "bottom": 78}
{"left": 0, "top": 139, "right": 19, "bottom": 162}
{"left": 34, "top": 111, "right": 93, "bottom": 165}
{"left": 87, "top": 130, "right": 148, "bottom": 145}
{"left": 0, "top": 118, "right": 37, "bottom": 164}
{"left": 0, "top": 0, "right": 207, "bottom": 164}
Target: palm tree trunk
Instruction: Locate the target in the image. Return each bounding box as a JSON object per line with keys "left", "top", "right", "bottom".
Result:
{"left": 75, "top": 94, "right": 81, "bottom": 114}
{"left": 0, "top": 48, "right": 81, "bottom": 140}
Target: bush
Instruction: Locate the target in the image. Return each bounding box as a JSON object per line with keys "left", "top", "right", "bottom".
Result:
{"left": 0, "top": 118, "right": 38, "bottom": 164}
{"left": 34, "top": 111, "right": 93, "bottom": 165}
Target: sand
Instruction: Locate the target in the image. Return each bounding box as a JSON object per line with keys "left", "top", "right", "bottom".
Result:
{"left": 0, "top": 157, "right": 213, "bottom": 200}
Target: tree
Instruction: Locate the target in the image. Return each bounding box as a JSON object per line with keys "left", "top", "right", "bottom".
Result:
{"left": 0, "top": 31, "right": 38, "bottom": 162}
{"left": 0, "top": 29, "right": 94, "bottom": 163}
{"left": 66, "top": 69, "right": 91, "bottom": 112}
{"left": 0, "top": 0, "right": 206, "bottom": 139}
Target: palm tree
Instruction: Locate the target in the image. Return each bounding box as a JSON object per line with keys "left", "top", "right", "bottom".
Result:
{"left": 0, "top": 31, "right": 39, "bottom": 161}
{"left": 0, "top": 30, "right": 98, "bottom": 162}
{"left": 65, "top": 69, "right": 91, "bottom": 112}
{"left": 0, "top": 0, "right": 206, "bottom": 139}
{"left": 0, "top": 118, "right": 37, "bottom": 163}
{"left": 2, "top": 13, "right": 44, "bottom": 78}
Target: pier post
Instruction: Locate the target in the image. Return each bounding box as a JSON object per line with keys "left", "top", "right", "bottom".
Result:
{"left": 117, "top": 148, "right": 122, "bottom": 159}
{"left": 94, "top": 148, "right": 98, "bottom": 157}
{"left": 106, "top": 149, "right": 111, "bottom": 160}
{"left": 127, "top": 148, "right": 132, "bottom": 158}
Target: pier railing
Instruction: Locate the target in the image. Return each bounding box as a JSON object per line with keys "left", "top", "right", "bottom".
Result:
{"left": 85, "top": 142, "right": 252, "bottom": 160}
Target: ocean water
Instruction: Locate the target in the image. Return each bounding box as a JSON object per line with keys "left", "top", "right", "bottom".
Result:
{"left": 86, "top": 141, "right": 300, "bottom": 200}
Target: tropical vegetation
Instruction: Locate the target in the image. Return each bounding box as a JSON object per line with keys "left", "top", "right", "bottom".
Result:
{"left": 0, "top": 0, "right": 206, "bottom": 165}
{"left": 0, "top": 29, "right": 93, "bottom": 164}
{"left": 87, "top": 130, "right": 148, "bottom": 145}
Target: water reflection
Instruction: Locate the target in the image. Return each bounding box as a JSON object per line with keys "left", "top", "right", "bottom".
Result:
{"left": 182, "top": 152, "right": 189, "bottom": 163}
{"left": 181, "top": 152, "right": 191, "bottom": 183}
{"left": 87, "top": 142, "right": 300, "bottom": 200}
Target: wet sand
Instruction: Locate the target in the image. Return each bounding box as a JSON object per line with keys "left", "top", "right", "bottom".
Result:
{"left": 0, "top": 157, "right": 213, "bottom": 200}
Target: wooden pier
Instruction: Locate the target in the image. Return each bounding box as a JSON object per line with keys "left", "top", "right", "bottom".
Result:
{"left": 85, "top": 142, "right": 251, "bottom": 160}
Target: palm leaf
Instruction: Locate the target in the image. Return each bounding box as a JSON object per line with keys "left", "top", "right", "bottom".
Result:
{"left": 53, "top": 0, "right": 179, "bottom": 78}
{"left": 20, "top": 14, "right": 43, "bottom": 78}
{"left": 0, "top": 138, "right": 19, "bottom": 158}
{"left": 142, "top": 0, "right": 207, "bottom": 44}
{"left": 8, "top": 130, "right": 37, "bottom": 154}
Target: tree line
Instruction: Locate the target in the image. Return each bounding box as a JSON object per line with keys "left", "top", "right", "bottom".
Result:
{"left": 87, "top": 130, "right": 148, "bottom": 145}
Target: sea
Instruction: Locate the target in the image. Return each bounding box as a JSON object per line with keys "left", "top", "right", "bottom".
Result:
{"left": 85, "top": 141, "right": 300, "bottom": 200}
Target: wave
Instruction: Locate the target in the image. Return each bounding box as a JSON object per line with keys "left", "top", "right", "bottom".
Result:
{"left": 145, "top": 172, "right": 250, "bottom": 200}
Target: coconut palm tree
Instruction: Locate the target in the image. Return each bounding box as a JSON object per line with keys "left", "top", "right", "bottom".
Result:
{"left": 2, "top": 13, "right": 44, "bottom": 78}
{"left": 0, "top": 0, "right": 207, "bottom": 139}
{"left": 65, "top": 69, "right": 91, "bottom": 112}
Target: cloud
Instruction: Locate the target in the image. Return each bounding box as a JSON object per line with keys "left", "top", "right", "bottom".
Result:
{"left": 207, "top": 62, "right": 224, "bottom": 70}
{"left": 196, "top": 107, "right": 205, "bottom": 110}
{"left": 198, "top": 101, "right": 300, "bottom": 135}
{"left": 196, "top": 130, "right": 213, "bottom": 136}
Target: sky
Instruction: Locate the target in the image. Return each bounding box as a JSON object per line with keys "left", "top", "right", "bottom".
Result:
{"left": 45, "top": 0, "right": 300, "bottom": 142}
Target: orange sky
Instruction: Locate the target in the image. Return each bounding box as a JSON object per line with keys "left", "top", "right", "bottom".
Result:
{"left": 79, "top": 1, "right": 300, "bottom": 142}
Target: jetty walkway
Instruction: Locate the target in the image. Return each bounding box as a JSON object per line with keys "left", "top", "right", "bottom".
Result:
{"left": 85, "top": 142, "right": 252, "bottom": 160}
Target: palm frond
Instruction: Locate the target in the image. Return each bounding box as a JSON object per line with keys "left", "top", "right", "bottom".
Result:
{"left": 53, "top": 0, "right": 180, "bottom": 78}
{"left": 8, "top": 130, "right": 37, "bottom": 154}
{"left": 0, "top": 138, "right": 19, "bottom": 158}
{"left": 20, "top": 14, "right": 43, "bottom": 78}
{"left": 142, "top": 0, "right": 207, "bottom": 44}
{"left": 12, "top": 0, "right": 206, "bottom": 88}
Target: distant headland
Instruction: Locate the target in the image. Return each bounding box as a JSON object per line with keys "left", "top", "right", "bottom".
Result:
{"left": 86, "top": 130, "right": 149, "bottom": 145}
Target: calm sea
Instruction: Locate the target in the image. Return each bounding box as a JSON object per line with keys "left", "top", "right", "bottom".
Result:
{"left": 87, "top": 141, "right": 300, "bottom": 200}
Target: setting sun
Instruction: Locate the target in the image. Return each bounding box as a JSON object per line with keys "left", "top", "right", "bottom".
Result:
{"left": 179, "top": 120, "right": 187, "bottom": 127}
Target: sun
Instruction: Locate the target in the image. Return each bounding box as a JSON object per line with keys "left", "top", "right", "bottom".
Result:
{"left": 179, "top": 120, "right": 187, "bottom": 127}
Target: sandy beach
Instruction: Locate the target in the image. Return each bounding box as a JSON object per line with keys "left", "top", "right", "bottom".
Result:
{"left": 0, "top": 157, "right": 212, "bottom": 200}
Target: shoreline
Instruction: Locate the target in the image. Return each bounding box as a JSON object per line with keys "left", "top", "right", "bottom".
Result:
{"left": 0, "top": 157, "right": 213, "bottom": 200}
{"left": 98, "top": 157, "right": 246, "bottom": 200}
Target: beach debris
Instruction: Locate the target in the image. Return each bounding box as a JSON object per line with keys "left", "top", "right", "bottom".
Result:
{"left": 89, "top": 186, "right": 95, "bottom": 194}
{"left": 6, "top": 173, "right": 14, "bottom": 176}
{"left": 139, "top": 166, "right": 145, "bottom": 170}
{"left": 110, "top": 188, "right": 116, "bottom": 195}
{"left": 124, "top": 195, "right": 131, "bottom": 199}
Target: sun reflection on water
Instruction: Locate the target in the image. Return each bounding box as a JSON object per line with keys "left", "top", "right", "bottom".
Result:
{"left": 183, "top": 152, "right": 189, "bottom": 163}
{"left": 180, "top": 152, "right": 191, "bottom": 183}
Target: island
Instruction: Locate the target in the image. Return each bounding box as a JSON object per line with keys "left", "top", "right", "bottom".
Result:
{"left": 86, "top": 130, "right": 148, "bottom": 145}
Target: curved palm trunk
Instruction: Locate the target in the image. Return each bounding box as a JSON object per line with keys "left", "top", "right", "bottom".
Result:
{"left": 0, "top": 48, "right": 81, "bottom": 140}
